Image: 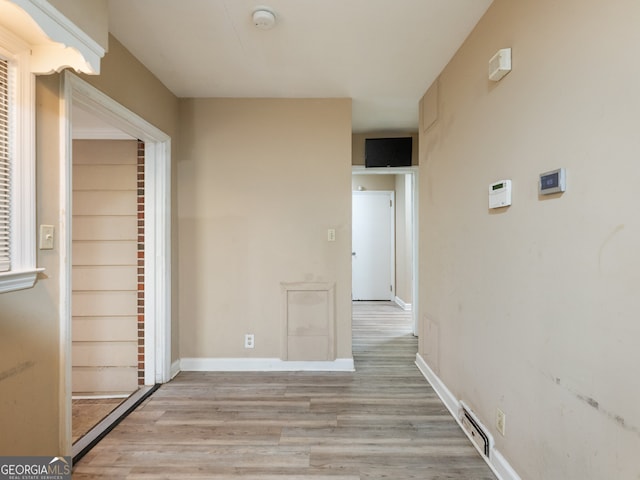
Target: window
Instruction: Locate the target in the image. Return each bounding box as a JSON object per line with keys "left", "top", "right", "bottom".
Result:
{"left": 0, "top": 57, "right": 9, "bottom": 273}
{"left": 0, "top": 28, "right": 39, "bottom": 293}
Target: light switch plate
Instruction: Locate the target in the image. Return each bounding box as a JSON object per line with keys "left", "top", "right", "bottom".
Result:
{"left": 39, "top": 225, "right": 54, "bottom": 250}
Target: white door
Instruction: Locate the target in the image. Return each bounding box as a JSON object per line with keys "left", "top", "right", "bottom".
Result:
{"left": 352, "top": 191, "right": 395, "bottom": 301}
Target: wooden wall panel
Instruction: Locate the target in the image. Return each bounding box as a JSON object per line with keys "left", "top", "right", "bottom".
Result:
{"left": 72, "top": 342, "right": 138, "bottom": 367}
{"left": 73, "top": 241, "right": 137, "bottom": 266}
{"left": 73, "top": 191, "right": 138, "bottom": 216}
{"left": 72, "top": 266, "right": 138, "bottom": 291}
{"left": 72, "top": 291, "right": 137, "bottom": 317}
{"left": 72, "top": 140, "right": 139, "bottom": 396}
{"left": 73, "top": 317, "right": 137, "bottom": 342}
{"left": 72, "top": 368, "right": 138, "bottom": 395}
{"left": 73, "top": 165, "right": 137, "bottom": 190}
{"left": 73, "top": 216, "right": 137, "bottom": 241}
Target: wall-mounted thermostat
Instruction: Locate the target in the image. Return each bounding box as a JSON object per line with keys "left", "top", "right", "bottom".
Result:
{"left": 539, "top": 168, "right": 566, "bottom": 195}
{"left": 489, "top": 179, "right": 512, "bottom": 209}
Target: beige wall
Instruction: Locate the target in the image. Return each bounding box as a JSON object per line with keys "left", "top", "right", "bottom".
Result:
{"left": 0, "top": 76, "right": 61, "bottom": 456}
{"left": 47, "top": 0, "right": 109, "bottom": 51}
{"left": 418, "top": 0, "right": 640, "bottom": 478}
{"left": 351, "top": 174, "right": 395, "bottom": 191}
{"left": 178, "top": 98, "right": 352, "bottom": 360}
{"left": 0, "top": 34, "right": 178, "bottom": 455}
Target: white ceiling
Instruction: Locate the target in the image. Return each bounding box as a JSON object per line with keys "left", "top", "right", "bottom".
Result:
{"left": 106, "top": 0, "right": 493, "bottom": 133}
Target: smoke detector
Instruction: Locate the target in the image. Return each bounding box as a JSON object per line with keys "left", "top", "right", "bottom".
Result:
{"left": 252, "top": 7, "right": 276, "bottom": 30}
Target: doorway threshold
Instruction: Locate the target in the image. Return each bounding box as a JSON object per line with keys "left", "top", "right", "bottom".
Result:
{"left": 72, "top": 384, "right": 160, "bottom": 464}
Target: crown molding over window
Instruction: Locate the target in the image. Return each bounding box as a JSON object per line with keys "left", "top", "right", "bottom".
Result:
{"left": 1, "top": 0, "right": 105, "bottom": 74}
{"left": 0, "top": 0, "right": 104, "bottom": 294}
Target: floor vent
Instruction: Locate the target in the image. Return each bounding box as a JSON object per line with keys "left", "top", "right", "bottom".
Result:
{"left": 459, "top": 401, "right": 493, "bottom": 458}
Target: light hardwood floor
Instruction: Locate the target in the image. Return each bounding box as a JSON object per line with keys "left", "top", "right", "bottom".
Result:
{"left": 73, "top": 302, "right": 496, "bottom": 479}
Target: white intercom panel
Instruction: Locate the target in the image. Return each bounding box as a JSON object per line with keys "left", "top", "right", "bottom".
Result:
{"left": 489, "top": 179, "right": 512, "bottom": 209}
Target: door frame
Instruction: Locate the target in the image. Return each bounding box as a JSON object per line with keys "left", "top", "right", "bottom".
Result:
{"left": 352, "top": 190, "right": 395, "bottom": 301}
{"left": 352, "top": 166, "right": 419, "bottom": 335}
{"left": 59, "top": 71, "right": 172, "bottom": 454}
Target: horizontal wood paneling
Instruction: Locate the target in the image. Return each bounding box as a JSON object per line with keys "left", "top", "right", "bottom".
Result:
{"left": 72, "top": 266, "right": 138, "bottom": 291}
{"left": 73, "top": 216, "right": 137, "bottom": 241}
{"left": 73, "top": 191, "right": 138, "bottom": 216}
{"left": 72, "top": 140, "right": 139, "bottom": 396}
{"left": 72, "top": 291, "right": 138, "bottom": 317}
{"left": 72, "top": 342, "right": 138, "bottom": 367}
{"left": 73, "top": 140, "right": 137, "bottom": 165}
{"left": 73, "top": 165, "right": 137, "bottom": 190}
{"left": 72, "top": 367, "right": 138, "bottom": 395}
{"left": 73, "top": 317, "right": 138, "bottom": 342}
{"left": 73, "top": 241, "right": 137, "bottom": 266}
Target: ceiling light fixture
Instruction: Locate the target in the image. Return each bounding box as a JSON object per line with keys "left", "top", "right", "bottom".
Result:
{"left": 252, "top": 7, "right": 276, "bottom": 30}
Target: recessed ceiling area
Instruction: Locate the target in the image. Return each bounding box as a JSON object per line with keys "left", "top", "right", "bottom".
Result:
{"left": 107, "top": 0, "right": 494, "bottom": 133}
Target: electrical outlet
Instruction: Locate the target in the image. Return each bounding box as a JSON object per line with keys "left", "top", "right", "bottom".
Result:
{"left": 496, "top": 408, "right": 506, "bottom": 436}
{"left": 244, "top": 334, "right": 255, "bottom": 349}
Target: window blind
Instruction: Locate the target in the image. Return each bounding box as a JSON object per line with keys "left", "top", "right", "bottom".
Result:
{"left": 0, "top": 58, "right": 10, "bottom": 272}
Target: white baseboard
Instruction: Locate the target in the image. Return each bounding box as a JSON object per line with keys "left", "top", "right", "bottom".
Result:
{"left": 394, "top": 296, "right": 412, "bottom": 311}
{"left": 415, "top": 353, "right": 458, "bottom": 417}
{"left": 170, "top": 359, "right": 181, "bottom": 379}
{"left": 180, "top": 357, "right": 355, "bottom": 372}
{"left": 491, "top": 448, "right": 523, "bottom": 480}
{"left": 415, "top": 353, "right": 521, "bottom": 480}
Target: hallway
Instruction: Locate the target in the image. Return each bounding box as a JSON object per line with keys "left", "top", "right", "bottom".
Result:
{"left": 72, "top": 302, "right": 495, "bottom": 479}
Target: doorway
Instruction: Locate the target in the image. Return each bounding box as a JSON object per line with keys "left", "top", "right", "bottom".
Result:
{"left": 70, "top": 136, "right": 141, "bottom": 444}
{"left": 352, "top": 190, "right": 395, "bottom": 301}
{"left": 60, "top": 72, "right": 172, "bottom": 457}
{"left": 352, "top": 167, "right": 419, "bottom": 334}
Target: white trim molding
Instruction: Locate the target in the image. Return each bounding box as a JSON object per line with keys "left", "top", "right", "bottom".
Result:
{"left": 415, "top": 353, "right": 458, "bottom": 416}
{"left": 351, "top": 165, "right": 420, "bottom": 336}
{"left": 60, "top": 71, "right": 172, "bottom": 455}
{"left": 415, "top": 353, "right": 522, "bottom": 480}
{"left": 181, "top": 357, "right": 355, "bottom": 372}
{"left": 0, "top": 269, "right": 44, "bottom": 293}
{"left": 7, "top": 0, "right": 105, "bottom": 73}
{"left": 394, "top": 296, "right": 412, "bottom": 311}
{"left": 170, "top": 359, "right": 181, "bottom": 379}
{"left": 0, "top": 25, "right": 42, "bottom": 294}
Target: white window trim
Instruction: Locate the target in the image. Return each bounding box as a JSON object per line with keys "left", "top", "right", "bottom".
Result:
{"left": 10, "top": 0, "right": 105, "bottom": 74}
{"left": 0, "top": 26, "right": 42, "bottom": 294}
